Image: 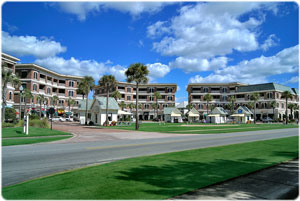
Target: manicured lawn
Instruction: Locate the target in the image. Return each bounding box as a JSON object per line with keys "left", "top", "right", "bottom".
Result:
{"left": 2, "top": 136, "right": 72, "bottom": 146}
{"left": 111, "top": 123, "right": 298, "bottom": 134}
{"left": 2, "top": 127, "right": 72, "bottom": 138}
{"left": 2, "top": 136, "right": 298, "bottom": 200}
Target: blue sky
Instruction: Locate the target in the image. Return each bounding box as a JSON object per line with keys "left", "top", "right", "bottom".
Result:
{"left": 2, "top": 2, "right": 299, "bottom": 102}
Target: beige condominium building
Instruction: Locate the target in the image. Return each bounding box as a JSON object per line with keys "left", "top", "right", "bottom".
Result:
{"left": 2, "top": 53, "right": 20, "bottom": 108}
{"left": 94, "top": 82, "right": 177, "bottom": 120}
{"left": 187, "top": 82, "right": 299, "bottom": 120}
{"left": 14, "top": 63, "right": 84, "bottom": 117}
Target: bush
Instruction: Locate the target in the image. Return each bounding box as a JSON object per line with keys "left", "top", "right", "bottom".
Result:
{"left": 16, "top": 118, "right": 50, "bottom": 128}
{"left": 30, "top": 114, "right": 40, "bottom": 120}
{"left": 2, "top": 122, "right": 15, "bottom": 128}
{"left": 5, "top": 108, "right": 17, "bottom": 123}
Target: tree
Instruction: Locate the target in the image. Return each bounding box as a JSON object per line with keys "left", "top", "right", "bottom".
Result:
{"left": 78, "top": 76, "right": 95, "bottom": 125}
{"left": 76, "top": 84, "right": 85, "bottom": 100}
{"left": 21, "top": 89, "right": 33, "bottom": 117}
{"left": 186, "top": 104, "right": 193, "bottom": 111}
{"left": 270, "top": 101, "right": 277, "bottom": 119}
{"left": 67, "top": 97, "right": 75, "bottom": 117}
{"left": 246, "top": 102, "right": 254, "bottom": 110}
{"left": 250, "top": 92, "right": 260, "bottom": 124}
{"left": 98, "top": 75, "right": 117, "bottom": 126}
{"left": 112, "top": 91, "right": 121, "bottom": 101}
{"left": 51, "top": 95, "right": 59, "bottom": 110}
{"left": 128, "top": 103, "right": 135, "bottom": 114}
{"left": 228, "top": 95, "right": 236, "bottom": 114}
{"left": 281, "top": 91, "right": 293, "bottom": 124}
{"left": 151, "top": 103, "right": 157, "bottom": 119}
{"left": 203, "top": 93, "right": 213, "bottom": 116}
{"left": 2, "top": 66, "right": 20, "bottom": 122}
{"left": 288, "top": 103, "right": 297, "bottom": 120}
{"left": 125, "top": 63, "right": 149, "bottom": 130}
{"left": 153, "top": 91, "right": 161, "bottom": 119}
{"left": 37, "top": 94, "right": 45, "bottom": 119}
{"left": 119, "top": 101, "right": 126, "bottom": 110}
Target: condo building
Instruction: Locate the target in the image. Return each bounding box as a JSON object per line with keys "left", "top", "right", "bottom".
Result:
{"left": 94, "top": 82, "right": 177, "bottom": 120}
{"left": 187, "top": 82, "right": 299, "bottom": 120}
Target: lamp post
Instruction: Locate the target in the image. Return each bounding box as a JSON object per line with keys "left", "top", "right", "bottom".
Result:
{"left": 19, "top": 85, "right": 23, "bottom": 120}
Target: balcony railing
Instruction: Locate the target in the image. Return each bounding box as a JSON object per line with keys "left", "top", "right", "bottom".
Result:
{"left": 39, "top": 89, "right": 45, "bottom": 94}
{"left": 58, "top": 93, "right": 65, "bottom": 97}
{"left": 40, "top": 78, "right": 45, "bottom": 83}
{"left": 59, "top": 83, "right": 66, "bottom": 86}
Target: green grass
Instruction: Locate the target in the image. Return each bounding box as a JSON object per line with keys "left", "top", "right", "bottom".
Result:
{"left": 2, "top": 127, "right": 72, "bottom": 138}
{"left": 2, "top": 136, "right": 298, "bottom": 200}
{"left": 111, "top": 122, "right": 298, "bottom": 134}
{"left": 2, "top": 136, "right": 72, "bottom": 146}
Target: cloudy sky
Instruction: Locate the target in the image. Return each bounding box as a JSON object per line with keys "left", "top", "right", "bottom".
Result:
{"left": 2, "top": 2, "right": 299, "bottom": 102}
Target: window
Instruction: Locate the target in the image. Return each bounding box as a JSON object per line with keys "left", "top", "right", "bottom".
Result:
{"left": 127, "top": 96, "right": 131, "bottom": 101}
{"left": 204, "top": 88, "right": 208, "bottom": 93}
{"left": 47, "top": 88, "right": 51, "bottom": 94}
{"left": 33, "top": 84, "right": 37, "bottom": 91}
{"left": 21, "top": 71, "right": 28, "bottom": 78}
{"left": 9, "top": 92, "right": 12, "bottom": 100}
{"left": 21, "top": 84, "right": 27, "bottom": 89}
{"left": 199, "top": 104, "right": 203, "bottom": 109}
{"left": 149, "top": 96, "right": 154, "bottom": 101}
{"left": 149, "top": 88, "right": 154, "bottom": 93}
{"left": 33, "top": 72, "right": 38, "bottom": 79}
{"left": 222, "top": 88, "right": 227, "bottom": 93}
{"left": 69, "top": 81, "right": 74, "bottom": 87}
{"left": 145, "top": 104, "right": 150, "bottom": 109}
{"left": 68, "top": 91, "right": 74, "bottom": 97}
{"left": 59, "top": 100, "right": 64, "bottom": 105}
{"left": 75, "top": 101, "right": 79, "bottom": 105}
{"left": 168, "top": 96, "right": 173, "bottom": 101}
{"left": 282, "top": 103, "right": 284, "bottom": 108}
{"left": 267, "top": 93, "right": 273, "bottom": 99}
{"left": 222, "top": 96, "right": 227, "bottom": 101}
{"left": 127, "top": 87, "right": 131, "bottom": 93}
{"left": 168, "top": 88, "right": 173, "bottom": 93}
{"left": 163, "top": 104, "right": 168, "bottom": 108}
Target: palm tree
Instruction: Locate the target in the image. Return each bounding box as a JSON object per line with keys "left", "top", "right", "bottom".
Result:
{"left": 270, "top": 101, "right": 277, "bottom": 119}
{"left": 112, "top": 91, "right": 121, "bottom": 101}
{"left": 37, "top": 94, "right": 45, "bottom": 118}
{"left": 246, "top": 102, "right": 254, "bottom": 111}
{"left": 76, "top": 84, "right": 85, "bottom": 100}
{"left": 204, "top": 93, "right": 213, "bottom": 116}
{"left": 119, "top": 101, "right": 126, "bottom": 110}
{"left": 78, "top": 76, "right": 95, "bottom": 125}
{"left": 99, "top": 75, "right": 117, "bottom": 126}
{"left": 128, "top": 103, "right": 135, "bottom": 114}
{"left": 151, "top": 103, "right": 157, "bottom": 119}
{"left": 125, "top": 63, "right": 149, "bottom": 130}
{"left": 281, "top": 91, "right": 293, "bottom": 124}
{"left": 186, "top": 104, "right": 193, "bottom": 111}
{"left": 22, "top": 89, "right": 33, "bottom": 117}
{"left": 2, "top": 66, "right": 21, "bottom": 122}
{"left": 67, "top": 97, "right": 75, "bottom": 117}
{"left": 228, "top": 95, "right": 236, "bottom": 114}
{"left": 51, "top": 95, "right": 59, "bottom": 110}
{"left": 153, "top": 91, "right": 161, "bottom": 119}
{"left": 288, "top": 103, "right": 297, "bottom": 120}
{"left": 250, "top": 92, "right": 260, "bottom": 124}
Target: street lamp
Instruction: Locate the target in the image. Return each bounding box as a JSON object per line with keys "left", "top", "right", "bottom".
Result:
{"left": 19, "top": 85, "right": 23, "bottom": 120}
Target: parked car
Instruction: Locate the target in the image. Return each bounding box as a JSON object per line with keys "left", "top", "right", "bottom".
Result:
{"left": 262, "top": 117, "right": 273, "bottom": 123}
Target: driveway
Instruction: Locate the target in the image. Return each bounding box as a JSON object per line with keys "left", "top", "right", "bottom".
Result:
{"left": 51, "top": 122, "right": 196, "bottom": 143}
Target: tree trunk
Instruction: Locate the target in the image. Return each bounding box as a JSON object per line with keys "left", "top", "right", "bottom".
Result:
{"left": 136, "top": 83, "right": 139, "bottom": 130}
{"left": 40, "top": 101, "right": 42, "bottom": 119}
{"left": 85, "top": 92, "right": 88, "bottom": 125}
{"left": 69, "top": 104, "right": 71, "bottom": 118}
{"left": 254, "top": 102, "right": 256, "bottom": 124}
{"left": 2, "top": 85, "right": 7, "bottom": 122}
{"left": 156, "top": 99, "right": 158, "bottom": 119}
{"left": 206, "top": 101, "right": 209, "bottom": 116}
{"left": 106, "top": 87, "right": 109, "bottom": 127}
{"left": 286, "top": 98, "right": 288, "bottom": 124}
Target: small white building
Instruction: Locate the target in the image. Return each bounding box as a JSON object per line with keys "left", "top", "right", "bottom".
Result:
{"left": 164, "top": 107, "right": 183, "bottom": 123}
{"left": 231, "top": 106, "right": 253, "bottom": 124}
{"left": 176, "top": 101, "right": 189, "bottom": 115}
{"left": 90, "top": 97, "right": 120, "bottom": 125}
{"left": 75, "top": 99, "right": 93, "bottom": 124}
{"left": 207, "top": 107, "right": 228, "bottom": 124}
{"left": 187, "top": 107, "right": 200, "bottom": 122}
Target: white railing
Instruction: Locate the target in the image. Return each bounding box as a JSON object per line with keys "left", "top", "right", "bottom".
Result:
{"left": 39, "top": 89, "right": 45, "bottom": 94}
{"left": 59, "top": 93, "right": 65, "bottom": 97}
{"left": 40, "top": 78, "right": 45, "bottom": 83}
{"left": 59, "top": 83, "right": 66, "bottom": 86}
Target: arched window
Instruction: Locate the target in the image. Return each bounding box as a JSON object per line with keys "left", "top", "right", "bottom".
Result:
{"left": 33, "top": 72, "right": 38, "bottom": 79}
{"left": 69, "top": 81, "right": 74, "bottom": 87}
{"left": 68, "top": 91, "right": 74, "bottom": 97}
{"left": 47, "top": 88, "right": 51, "bottom": 94}
{"left": 33, "top": 84, "right": 37, "bottom": 91}
{"left": 9, "top": 92, "right": 12, "bottom": 100}
{"left": 204, "top": 88, "right": 208, "bottom": 93}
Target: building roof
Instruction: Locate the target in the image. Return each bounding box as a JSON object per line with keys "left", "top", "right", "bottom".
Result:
{"left": 2, "top": 53, "right": 20, "bottom": 62}
{"left": 95, "top": 97, "right": 119, "bottom": 110}
{"left": 186, "top": 82, "right": 246, "bottom": 91}
{"left": 188, "top": 108, "right": 200, "bottom": 116}
{"left": 163, "top": 107, "right": 181, "bottom": 115}
{"left": 233, "top": 106, "right": 253, "bottom": 115}
{"left": 78, "top": 99, "right": 93, "bottom": 110}
{"left": 211, "top": 107, "right": 228, "bottom": 115}
{"left": 176, "top": 101, "right": 188, "bottom": 109}
{"left": 237, "top": 83, "right": 297, "bottom": 95}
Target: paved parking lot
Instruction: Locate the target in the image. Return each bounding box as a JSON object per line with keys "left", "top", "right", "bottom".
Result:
{"left": 51, "top": 122, "right": 196, "bottom": 143}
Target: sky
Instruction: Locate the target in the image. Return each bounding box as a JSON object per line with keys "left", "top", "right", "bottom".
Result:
{"left": 2, "top": 1, "right": 299, "bottom": 102}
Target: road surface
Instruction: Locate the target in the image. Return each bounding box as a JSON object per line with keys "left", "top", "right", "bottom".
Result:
{"left": 2, "top": 128, "right": 298, "bottom": 187}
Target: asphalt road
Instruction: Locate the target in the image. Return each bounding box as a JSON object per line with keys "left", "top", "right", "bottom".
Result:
{"left": 2, "top": 128, "right": 298, "bottom": 187}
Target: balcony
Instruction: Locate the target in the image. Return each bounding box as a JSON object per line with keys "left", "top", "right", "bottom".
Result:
{"left": 40, "top": 78, "right": 45, "bottom": 83}
{"left": 39, "top": 89, "right": 45, "bottom": 94}
{"left": 52, "top": 82, "right": 58, "bottom": 86}
{"left": 58, "top": 93, "right": 65, "bottom": 97}
{"left": 59, "top": 83, "right": 66, "bottom": 87}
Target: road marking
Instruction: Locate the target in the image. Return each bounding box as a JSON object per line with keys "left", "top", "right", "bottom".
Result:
{"left": 87, "top": 130, "right": 297, "bottom": 150}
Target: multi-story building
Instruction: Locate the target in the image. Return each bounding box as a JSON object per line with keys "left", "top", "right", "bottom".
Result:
{"left": 2, "top": 53, "right": 20, "bottom": 108}
{"left": 14, "top": 63, "right": 85, "bottom": 118}
{"left": 94, "top": 82, "right": 177, "bottom": 120}
{"left": 187, "top": 82, "right": 299, "bottom": 120}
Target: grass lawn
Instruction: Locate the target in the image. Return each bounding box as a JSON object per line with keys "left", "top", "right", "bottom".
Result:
{"left": 2, "top": 127, "right": 72, "bottom": 146}
{"left": 2, "top": 136, "right": 298, "bottom": 200}
{"left": 110, "top": 122, "right": 298, "bottom": 134}
{"left": 2, "top": 127, "right": 72, "bottom": 138}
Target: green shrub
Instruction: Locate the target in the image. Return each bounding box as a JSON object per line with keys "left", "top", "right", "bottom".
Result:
{"left": 2, "top": 122, "right": 15, "bottom": 128}
{"left": 5, "top": 108, "right": 17, "bottom": 123}
{"left": 29, "top": 114, "right": 40, "bottom": 120}
{"left": 15, "top": 119, "right": 50, "bottom": 128}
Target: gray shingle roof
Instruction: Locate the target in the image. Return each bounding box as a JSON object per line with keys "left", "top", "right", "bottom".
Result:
{"left": 233, "top": 106, "right": 253, "bottom": 115}
{"left": 176, "top": 101, "right": 188, "bottom": 109}
{"left": 211, "top": 107, "right": 228, "bottom": 115}
{"left": 96, "top": 97, "right": 119, "bottom": 110}
{"left": 237, "top": 83, "right": 297, "bottom": 95}
{"left": 164, "top": 107, "right": 181, "bottom": 115}
{"left": 78, "top": 99, "right": 93, "bottom": 110}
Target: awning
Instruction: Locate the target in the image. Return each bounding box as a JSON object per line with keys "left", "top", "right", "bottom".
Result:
{"left": 66, "top": 112, "right": 72, "bottom": 115}
{"left": 231, "top": 114, "right": 245, "bottom": 117}
{"left": 208, "top": 114, "right": 220, "bottom": 117}
{"left": 171, "top": 112, "right": 181, "bottom": 117}
{"left": 118, "top": 110, "right": 132, "bottom": 115}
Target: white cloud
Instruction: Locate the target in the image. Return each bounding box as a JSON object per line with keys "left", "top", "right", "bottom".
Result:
{"left": 261, "top": 34, "right": 279, "bottom": 51}
{"left": 286, "top": 76, "right": 299, "bottom": 84}
{"left": 149, "top": 2, "right": 279, "bottom": 73}
{"left": 189, "top": 45, "right": 299, "bottom": 84}
{"left": 146, "top": 62, "right": 171, "bottom": 81}
{"left": 2, "top": 31, "right": 66, "bottom": 58}
{"left": 58, "top": 2, "right": 172, "bottom": 21}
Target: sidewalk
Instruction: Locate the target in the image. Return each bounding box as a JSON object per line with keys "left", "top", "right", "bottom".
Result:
{"left": 172, "top": 159, "right": 299, "bottom": 200}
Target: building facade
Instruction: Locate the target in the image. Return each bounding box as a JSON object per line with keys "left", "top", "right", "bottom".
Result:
{"left": 14, "top": 63, "right": 85, "bottom": 117}
{"left": 94, "top": 82, "right": 177, "bottom": 120}
{"left": 187, "top": 82, "right": 299, "bottom": 120}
